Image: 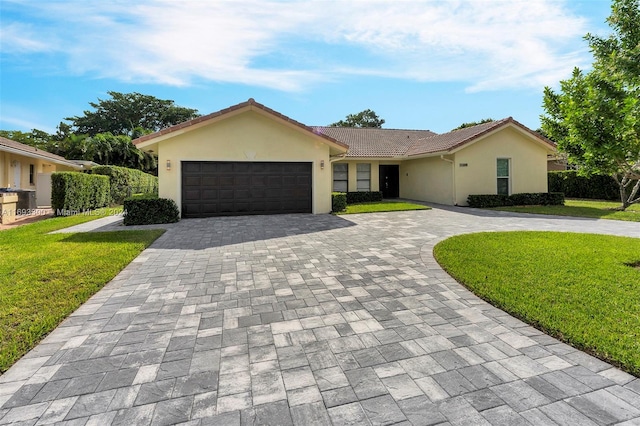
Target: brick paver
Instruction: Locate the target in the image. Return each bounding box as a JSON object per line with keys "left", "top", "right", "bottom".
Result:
{"left": 1, "top": 205, "right": 639, "bottom": 425}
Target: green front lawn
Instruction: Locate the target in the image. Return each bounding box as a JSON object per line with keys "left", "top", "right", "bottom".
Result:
{"left": 0, "top": 208, "right": 164, "bottom": 373}
{"left": 434, "top": 232, "right": 640, "bottom": 376}
{"left": 492, "top": 199, "right": 640, "bottom": 222}
{"left": 338, "top": 201, "right": 431, "bottom": 214}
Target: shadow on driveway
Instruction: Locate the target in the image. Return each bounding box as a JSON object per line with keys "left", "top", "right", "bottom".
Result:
{"left": 147, "top": 213, "right": 357, "bottom": 250}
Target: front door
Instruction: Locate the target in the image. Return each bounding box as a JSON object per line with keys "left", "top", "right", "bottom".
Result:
{"left": 13, "top": 161, "right": 21, "bottom": 188}
{"left": 379, "top": 165, "right": 399, "bottom": 198}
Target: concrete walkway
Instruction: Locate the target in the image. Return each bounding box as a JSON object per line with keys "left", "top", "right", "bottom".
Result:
{"left": 1, "top": 206, "right": 639, "bottom": 425}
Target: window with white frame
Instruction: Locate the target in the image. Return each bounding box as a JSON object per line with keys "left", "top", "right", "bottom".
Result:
{"left": 497, "top": 158, "right": 510, "bottom": 195}
{"left": 356, "top": 163, "right": 371, "bottom": 191}
{"left": 333, "top": 163, "right": 348, "bottom": 192}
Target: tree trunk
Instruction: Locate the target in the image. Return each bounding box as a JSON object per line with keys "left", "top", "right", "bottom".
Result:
{"left": 626, "top": 178, "right": 640, "bottom": 209}
{"left": 619, "top": 176, "right": 629, "bottom": 210}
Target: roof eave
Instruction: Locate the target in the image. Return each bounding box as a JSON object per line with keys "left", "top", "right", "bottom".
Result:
{"left": 0, "top": 145, "right": 83, "bottom": 169}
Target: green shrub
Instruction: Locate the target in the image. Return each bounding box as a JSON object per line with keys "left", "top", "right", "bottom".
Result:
{"left": 332, "top": 192, "right": 347, "bottom": 212}
{"left": 123, "top": 198, "right": 180, "bottom": 225}
{"left": 467, "top": 193, "right": 565, "bottom": 208}
{"left": 51, "top": 172, "right": 110, "bottom": 214}
{"left": 93, "top": 165, "right": 158, "bottom": 204}
{"left": 548, "top": 171, "right": 631, "bottom": 200}
{"left": 346, "top": 191, "right": 383, "bottom": 204}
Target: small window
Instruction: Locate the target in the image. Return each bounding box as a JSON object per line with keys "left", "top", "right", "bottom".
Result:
{"left": 356, "top": 163, "right": 371, "bottom": 192}
{"left": 29, "top": 164, "right": 35, "bottom": 185}
{"left": 333, "top": 163, "right": 348, "bottom": 192}
{"left": 497, "top": 158, "right": 510, "bottom": 195}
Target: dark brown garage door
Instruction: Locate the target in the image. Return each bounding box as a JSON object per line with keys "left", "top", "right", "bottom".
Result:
{"left": 181, "top": 161, "right": 312, "bottom": 217}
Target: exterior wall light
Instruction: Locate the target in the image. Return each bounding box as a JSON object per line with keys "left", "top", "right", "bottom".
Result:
{"left": 166, "top": 159, "right": 171, "bottom": 171}
{"left": 320, "top": 160, "right": 325, "bottom": 170}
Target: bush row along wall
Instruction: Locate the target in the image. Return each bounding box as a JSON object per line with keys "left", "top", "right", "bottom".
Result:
{"left": 93, "top": 165, "right": 158, "bottom": 204}
{"left": 467, "top": 192, "right": 565, "bottom": 208}
{"left": 548, "top": 171, "right": 637, "bottom": 200}
{"left": 51, "top": 172, "right": 110, "bottom": 214}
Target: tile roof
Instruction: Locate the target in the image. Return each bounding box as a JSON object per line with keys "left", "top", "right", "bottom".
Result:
{"left": 319, "top": 117, "right": 554, "bottom": 158}
{"left": 314, "top": 127, "right": 437, "bottom": 158}
{"left": 0, "top": 136, "right": 80, "bottom": 167}
{"left": 406, "top": 117, "right": 512, "bottom": 156}
{"left": 133, "top": 98, "right": 348, "bottom": 150}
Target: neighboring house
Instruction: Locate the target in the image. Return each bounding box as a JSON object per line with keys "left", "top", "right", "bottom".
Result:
{"left": 0, "top": 137, "right": 82, "bottom": 207}
{"left": 133, "top": 99, "right": 556, "bottom": 217}
{"left": 547, "top": 153, "right": 569, "bottom": 171}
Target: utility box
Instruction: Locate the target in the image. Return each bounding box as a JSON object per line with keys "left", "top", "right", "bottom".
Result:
{"left": 0, "top": 193, "right": 18, "bottom": 224}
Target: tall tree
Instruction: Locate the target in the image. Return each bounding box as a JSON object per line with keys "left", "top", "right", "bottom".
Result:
{"left": 452, "top": 118, "right": 495, "bottom": 131}
{"left": 541, "top": 0, "right": 640, "bottom": 209}
{"left": 330, "top": 109, "right": 385, "bottom": 128}
{"left": 66, "top": 91, "right": 200, "bottom": 137}
{"left": 0, "top": 129, "right": 52, "bottom": 149}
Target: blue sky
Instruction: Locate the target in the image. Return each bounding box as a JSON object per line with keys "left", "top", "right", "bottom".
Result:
{"left": 1, "top": 0, "right": 613, "bottom": 135}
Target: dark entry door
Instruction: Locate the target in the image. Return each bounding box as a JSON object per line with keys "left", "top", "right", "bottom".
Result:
{"left": 181, "top": 161, "right": 312, "bottom": 217}
{"left": 379, "top": 165, "right": 399, "bottom": 198}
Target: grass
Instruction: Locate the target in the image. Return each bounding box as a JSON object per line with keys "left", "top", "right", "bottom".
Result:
{"left": 338, "top": 201, "right": 431, "bottom": 214}
{"left": 434, "top": 231, "right": 640, "bottom": 376}
{"left": 492, "top": 198, "right": 640, "bottom": 222}
{"left": 0, "top": 207, "right": 164, "bottom": 373}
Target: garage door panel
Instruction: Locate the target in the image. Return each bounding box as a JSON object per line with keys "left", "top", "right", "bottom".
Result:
{"left": 183, "top": 176, "right": 201, "bottom": 186}
{"left": 251, "top": 175, "right": 267, "bottom": 186}
{"left": 219, "top": 176, "right": 234, "bottom": 186}
{"left": 267, "top": 176, "right": 282, "bottom": 186}
{"left": 217, "top": 163, "right": 234, "bottom": 173}
{"left": 234, "top": 175, "right": 251, "bottom": 186}
{"left": 184, "top": 190, "right": 202, "bottom": 201}
{"left": 183, "top": 162, "right": 202, "bottom": 173}
{"left": 182, "top": 161, "right": 312, "bottom": 217}
{"left": 202, "top": 189, "right": 218, "bottom": 200}
{"left": 201, "top": 163, "right": 218, "bottom": 173}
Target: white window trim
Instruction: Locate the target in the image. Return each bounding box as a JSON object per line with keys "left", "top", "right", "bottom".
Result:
{"left": 497, "top": 158, "right": 511, "bottom": 195}
{"left": 333, "top": 163, "right": 348, "bottom": 192}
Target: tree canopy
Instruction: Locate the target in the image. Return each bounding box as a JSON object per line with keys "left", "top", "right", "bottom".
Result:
{"left": 0, "top": 91, "right": 202, "bottom": 174}
{"left": 541, "top": 0, "right": 640, "bottom": 209}
{"left": 329, "top": 109, "right": 385, "bottom": 128}
{"left": 452, "top": 118, "right": 495, "bottom": 131}
{"left": 66, "top": 91, "right": 200, "bottom": 137}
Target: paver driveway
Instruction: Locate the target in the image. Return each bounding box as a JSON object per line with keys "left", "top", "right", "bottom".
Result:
{"left": 1, "top": 206, "right": 639, "bottom": 425}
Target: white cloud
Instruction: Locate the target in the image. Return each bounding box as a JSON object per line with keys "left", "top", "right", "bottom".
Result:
{"left": 1, "top": 0, "right": 590, "bottom": 92}
{"left": 0, "top": 22, "right": 53, "bottom": 53}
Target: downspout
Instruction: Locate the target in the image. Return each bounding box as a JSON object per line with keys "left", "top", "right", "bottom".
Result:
{"left": 329, "top": 153, "right": 347, "bottom": 163}
{"left": 440, "top": 155, "right": 456, "bottom": 205}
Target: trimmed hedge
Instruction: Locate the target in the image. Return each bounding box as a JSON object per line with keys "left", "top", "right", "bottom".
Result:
{"left": 332, "top": 192, "right": 347, "bottom": 213}
{"left": 548, "top": 171, "right": 622, "bottom": 200}
{"left": 123, "top": 198, "right": 180, "bottom": 225}
{"left": 346, "top": 191, "right": 383, "bottom": 204}
{"left": 93, "top": 165, "right": 158, "bottom": 204}
{"left": 468, "top": 192, "right": 565, "bottom": 208}
{"left": 51, "top": 172, "right": 110, "bottom": 214}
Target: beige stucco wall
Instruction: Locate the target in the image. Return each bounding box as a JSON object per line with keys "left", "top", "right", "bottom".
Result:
{"left": 156, "top": 110, "right": 333, "bottom": 214}
{"left": 399, "top": 156, "right": 454, "bottom": 205}
{"left": 0, "top": 152, "right": 62, "bottom": 189}
{"left": 453, "top": 127, "right": 550, "bottom": 205}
